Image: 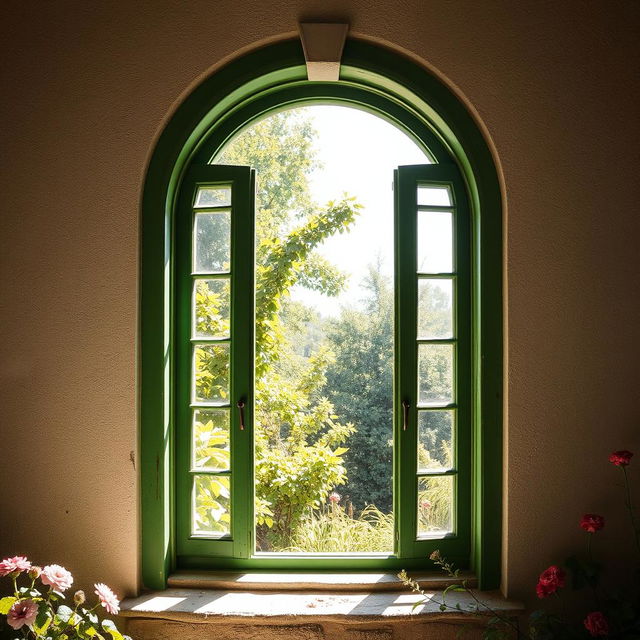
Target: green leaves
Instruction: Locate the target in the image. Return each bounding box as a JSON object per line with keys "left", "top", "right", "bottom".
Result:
{"left": 33, "top": 602, "right": 53, "bottom": 635}
{"left": 0, "top": 596, "right": 17, "bottom": 614}
{"left": 53, "top": 604, "right": 74, "bottom": 625}
{"left": 102, "top": 619, "right": 125, "bottom": 640}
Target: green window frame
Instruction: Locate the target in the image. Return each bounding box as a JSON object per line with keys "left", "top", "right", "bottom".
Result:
{"left": 140, "top": 38, "right": 503, "bottom": 589}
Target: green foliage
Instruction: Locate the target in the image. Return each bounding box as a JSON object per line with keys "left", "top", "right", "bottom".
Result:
{"left": 0, "top": 566, "right": 129, "bottom": 640}
{"left": 286, "top": 504, "right": 394, "bottom": 553}
{"left": 193, "top": 475, "right": 231, "bottom": 535}
{"left": 323, "top": 264, "right": 394, "bottom": 513}
{"left": 192, "top": 412, "right": 230, "bottom": 471}
{"left": 194, "top": 279, "right": 230, "bottom": 338}
{"left": 215, "top": 108, "right": 362, "bottom": 550}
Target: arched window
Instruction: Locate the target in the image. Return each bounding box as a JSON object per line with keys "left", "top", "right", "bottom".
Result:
{"left": 140, "top": 38, "right": 502, "bottom": 589}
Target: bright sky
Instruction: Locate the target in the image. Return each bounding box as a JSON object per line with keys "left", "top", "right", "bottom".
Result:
{"left": 287, "top": 105, "right": 430, "bottom": 316}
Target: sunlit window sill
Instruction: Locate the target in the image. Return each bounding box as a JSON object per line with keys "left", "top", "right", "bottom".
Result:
{"left": 166, "top": 570, "right": 477, "bottom": 592}
{"left": 119, "top": 574, "right": 523, "bottom": 639}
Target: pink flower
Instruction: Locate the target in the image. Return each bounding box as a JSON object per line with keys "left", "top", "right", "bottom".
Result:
{"left": 0, "top": 556, "right": 31, "bottom": 577}
{"left": 580, "top": 514, "right": 605, "bottom": 533}
{"left": 28, "top": 566, "right": 42, "bottom": 580}
{"left": 584, "top": 611, "right": 609, "bottom": 637}
{"left": 94, "top": 583, "right": 120, "bottom": 615}
{"left": 536, "top": 565, "right": 565, "bottom": 598}
{"left": 328, "top": 492, "right": 341, "bottom": 504}
{"left": 7, "top": 599, "right": 38, "bottom": 630}
{"left": 41, "top": 564, "right": 73, "bottom": 591}
{"left": 609, "top": 450, "right": 633, "bottom": 466}
{"left": 420, "top": 500, "right": 432, "bottom": 509}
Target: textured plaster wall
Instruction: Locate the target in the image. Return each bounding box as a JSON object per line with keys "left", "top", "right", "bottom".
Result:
{"left": 1, "top": 0, "right": 639, "bottom": 606}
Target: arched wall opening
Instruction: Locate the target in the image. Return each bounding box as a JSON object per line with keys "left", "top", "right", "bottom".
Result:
{"left": 139, "top": 36, "right": 503, "bottom": 590}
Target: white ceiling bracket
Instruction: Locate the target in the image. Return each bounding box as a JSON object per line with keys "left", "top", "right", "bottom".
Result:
{"left": 298, "top": 23, "right": 349, "bottom": 82}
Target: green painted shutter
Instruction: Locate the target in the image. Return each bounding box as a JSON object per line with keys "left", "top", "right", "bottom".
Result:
{"left": 175, "top": 165, "right": 255, "bottom": 561}
{"left": 395, "top": 164, "right": 471, "bottom": 566}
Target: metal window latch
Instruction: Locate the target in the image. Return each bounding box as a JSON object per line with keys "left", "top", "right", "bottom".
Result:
{"left": 237, "top": 399, "right": 246, "bottom": 431}
{"left": 402, "top": 399, "right": 410, "bottom": 431}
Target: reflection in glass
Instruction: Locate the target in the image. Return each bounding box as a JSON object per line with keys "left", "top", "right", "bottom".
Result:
{"left": 417, "top": 475, "right": 453, "bottom": 536}
{"left": 192, "top": 474, "right": 230, "bottom": 536}
{"left": 193, "top": 279, "right": 230, "bottom": 339}
{"left": 194, "top": 186, "right": 232, "bottom": 208}
{"left": 193, "top": 211, "right": 231, "bottom": 273}
{"left": 192, "top": 409, "right": 230, "bottom": 471}
{"left": 417, "top": 279, "right": 453, "bottom": 339}
{"left": 417, "top": 211, "right": 453, "bottom": 273}
{"left": 417, "top": 185, "right": 451, "bottom": 207}
{"left": 418, "top": 410, "right": 454, "bottom": 471}
{"left": 418, "top": 344, "right": 454, "bottom": 406}
{"left": 193, "top": 344, "right": 230, "bottom": 404}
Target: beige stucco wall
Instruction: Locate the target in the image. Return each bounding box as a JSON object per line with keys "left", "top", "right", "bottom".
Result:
{"left": 1, "top": 0, "right": 639, "bottom": 608}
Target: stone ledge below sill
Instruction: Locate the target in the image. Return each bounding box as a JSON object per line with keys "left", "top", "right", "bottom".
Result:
{"left": 120, "top": 587, "right": 523, "bottom": 640}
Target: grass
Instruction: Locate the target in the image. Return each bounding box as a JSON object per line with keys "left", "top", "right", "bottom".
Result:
{"left": 281, "top": 504, "right": 394, "bottom": 553}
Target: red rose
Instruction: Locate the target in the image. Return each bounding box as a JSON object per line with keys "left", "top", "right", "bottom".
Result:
{"left": 609, "top": 450, "right": 633, "bottom": 466}
{"left": 535, "top": 565, "right": 565, "bottom": 598}
{"left": 580, "top": 514, "right": 605, "bottom": 533}
{"left": 584, "top": 611, "right": 609, "bottom": 637}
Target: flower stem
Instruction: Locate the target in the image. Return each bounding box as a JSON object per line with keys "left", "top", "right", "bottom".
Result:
{"left": 622, "top": 467, "right": 640, "bottom": 556}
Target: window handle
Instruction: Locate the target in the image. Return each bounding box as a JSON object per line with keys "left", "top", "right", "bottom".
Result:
{"left": 237, "top": 399, "right": 246, "bottom": 431}
{"left": 402, "top": 399, "right": 410, "bottom": 431}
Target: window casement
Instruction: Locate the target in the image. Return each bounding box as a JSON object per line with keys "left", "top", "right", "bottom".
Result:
{"left": 140, "top": 38, "right": 502, "bottom": 589}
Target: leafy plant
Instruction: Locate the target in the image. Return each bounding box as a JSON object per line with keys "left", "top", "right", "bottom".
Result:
{"left": 216, "top": 109, "right": 362, "bottom": 550}
{"left": 0, "top": 559, "right": 129, "bottom": 640}
{"left": 400, "top": 449, "right": 640, "bottom": 639}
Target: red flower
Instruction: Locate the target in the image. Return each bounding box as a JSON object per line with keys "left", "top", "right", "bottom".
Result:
{"left": 580, "top": 514, "right": 605, "bottom": 533}
{"left": 535, "top": 565, "right": 565, "bottom": 598}
{"left": 584, "top": 611, "right": 609, "bottom": 637}
{"left": 609, "top": 450, "right": 633, "bottom": 466}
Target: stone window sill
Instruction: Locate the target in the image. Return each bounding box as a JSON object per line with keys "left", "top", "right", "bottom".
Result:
{"left": 119, "top": 573, "right": 523, "bottom": 639}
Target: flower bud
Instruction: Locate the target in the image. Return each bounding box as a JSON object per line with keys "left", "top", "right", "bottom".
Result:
{"left": 73, "top": 590, "right": 86, "bottom": 605}
{"left": 28, "top": 566, "right": 42, "bottom": 580}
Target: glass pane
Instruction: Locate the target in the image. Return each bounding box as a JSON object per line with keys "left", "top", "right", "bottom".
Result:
{"left": 418, "top": 279, "right": 453, "bottom": 339}
{"left": 192, "top": 474, "right": 230, "bottom": 537}
{"left": 418, "top": 410, "right": 454, "bottom": 471}
{"left": 417, "top": 476, "right": 453, "bottom": 537}
{"left": 417, "top": 211, "right": 453, "bottom": 273}
{"left": 194, "top": 186, "right": 231, "bottom": 208}
{"left": 193, "top": 211, "right": 231, "bottom": 273}
{"left": 192, "top": 409, "right": 230, "bottom": 471}
{"left": 417, "top": 185, "right": 451, "bottom": 207}
{"left": 418, "top": 344, "right": 454, "bottom": 406}
{"left": 193, "top": 279, "right": 230, "bottom": 339}
{"left": 193, "top": 344, "right": 230, "bottom": 404}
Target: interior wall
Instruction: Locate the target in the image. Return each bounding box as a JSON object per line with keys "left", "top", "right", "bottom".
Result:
{"left": 1, "top": 0, "right": 639, "bottom": 606}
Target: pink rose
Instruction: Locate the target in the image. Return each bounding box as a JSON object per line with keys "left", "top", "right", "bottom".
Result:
{"left": 609, "top": 450, "right": 633, "bottom": 466}
{"left": 584, "top": 611, "right": 609, "bottom": 637}
{"left": 0, "top": 556, "right": 31, "bottom": 577}
{"left": 7, "top": 599, "right": 38, "bottom": 630}
{"left": 41, "top": 564, "right": 73, "bottom": 591}
{"left": 28, "top": 566, "right": 42, "bottom": 580}
{"left": 94, "top": 583, "right": 120, "bottom": 615}
{"left": 580, "top": 514, "right": 605, "bottom": 533}
{"left": 536, "top": 565, "right": 565, "bottom": 598}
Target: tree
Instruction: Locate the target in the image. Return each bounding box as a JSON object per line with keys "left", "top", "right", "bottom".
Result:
{"left": 195, "top": 109, "right": 362, "bottom": 549}
{"left": 324, "top": 263, "right": 394, "bottom": 513}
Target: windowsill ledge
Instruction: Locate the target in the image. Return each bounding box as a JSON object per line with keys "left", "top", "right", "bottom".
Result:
{"left": 166, "top": 570, "right": 477, "bottom": 592}
{"left": 120, "top": 581, "right": 523, "bottom": 640}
